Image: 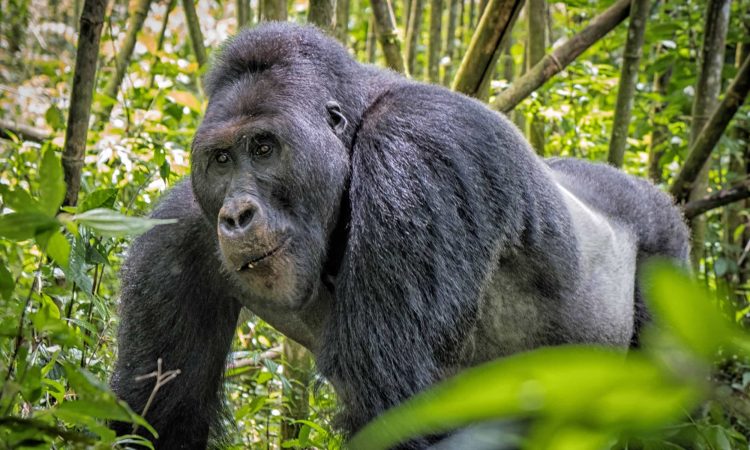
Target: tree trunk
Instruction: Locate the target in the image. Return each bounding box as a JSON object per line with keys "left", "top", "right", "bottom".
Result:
{"left": 279, "top": 340, "right": 313, "bottom": 445}
{"left": 237, "top": 0, "right": 252, "bottom": 28}
{"left": 527, "top": 0, "right": 546, "bottom": 155}
{"left": 262, "top": 0, "right": 288, "bottom": 21}
{"left": 366, "top": 16, "right": 378, "bottom": 63}
{"left": 98, "top": 0, "right": 153, "bottom": 125}
{"left": 182, "top": 0, "right": 207, "bottom": 66}
{"left": 309, "top": 0, "right": 336, "bottom": 32}
{"left": 490, "top": 0, "right": 631, "bottom": 113}
{"left": 405, "top": 0, "right": 424, "bottom": 76}
{"left": 606, "top": 0, "right": 649, "bottom": 167}
{"left": 646, "top": 63, "right": 673, "bottom": 183}
{"left": 335, "top": 0, "right": 350, "bottom": 42}
{"left": 371, "top": 0, "right": 406, "bottom": 73}
{"left": 62, "top": 0, "right": 107, "bottom": 207}
{"left": 670, "top": 53, "right": 750, "bottom": 202}
{"left": 724, "top": 41, "right": 750, "bottom": 309}
{"left": 452, "top": 0, "right": 525, "bottom": 98}
{"left": 427, "top": 0, "right": 444, "bottom": 82}
{"left": 685, "top": 0, "right": 731, "bottom": 268}
{"left": 442, "top": 0, "right": 460, "bottom": 85}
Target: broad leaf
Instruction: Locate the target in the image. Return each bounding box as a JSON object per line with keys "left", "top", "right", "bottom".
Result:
{"left": 73, "top": 208, "right": 177, "bottom": 237}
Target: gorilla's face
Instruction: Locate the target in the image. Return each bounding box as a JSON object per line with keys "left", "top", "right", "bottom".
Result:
{"left": 190, "top": 80, "right": 350, "bottom": 311}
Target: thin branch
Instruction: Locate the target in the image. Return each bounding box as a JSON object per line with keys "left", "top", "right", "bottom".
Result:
{"left": 0, "top": 119, "right": 50, "bottom": 143}
{"left": 669, "top": 53, "right": 750, "bottom": 203}
{"left": 370, "top": 0, "right": 406, "bottom": 73}
{"left": 452, "top": 0, "right": 524, "bottom": 98}
{"left": 226, "top": 346, "right": 282, "bottom": 375}
{"left": 132, "top": 358, "right": 181, "bottom": 434}
{"left": 682, "top": 179, "right": 750, "bottom": 219}
{"left": 490, "top": 0, "right": 631, "bottom": 113}
{"left": 181, "top": 0, "right": 207, "bottom": 67}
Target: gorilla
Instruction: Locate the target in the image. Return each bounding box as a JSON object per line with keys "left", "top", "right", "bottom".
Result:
{"left": 111, "top": 22, "right": 689, "bottom": 448}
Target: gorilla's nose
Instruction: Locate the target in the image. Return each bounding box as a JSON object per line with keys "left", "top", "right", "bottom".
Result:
{"left": 218, "top": 197, "right": 259, "bottom": 238}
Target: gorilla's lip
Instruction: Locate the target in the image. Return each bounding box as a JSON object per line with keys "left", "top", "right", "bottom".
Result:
{"left": 236, "top": 237, "right": 290, "bottom": 271}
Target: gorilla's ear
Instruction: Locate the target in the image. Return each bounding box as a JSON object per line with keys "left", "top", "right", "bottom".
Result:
{"left": 326, "top": 101, "right": 348, "bottom": 135}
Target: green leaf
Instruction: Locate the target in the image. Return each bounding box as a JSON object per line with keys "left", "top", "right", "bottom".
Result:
{"left": 644, "top": 262, "right": 736, "bottom": 359}
{"left": 39, "top": 147, "right": 66, "bottom": 216}
{"left": 0, "top": 212, "right": 58, "bottom": 241}
{"left": 56, "top": 399, "right": 132, "bottom": 422}
{"left": 72, "top": 208, "right": 177, "bottom": 237}
{"left": 0, "top": 260, "right": 14, "bottom": 300}
{"left": 348, "top": 347, "right": 698, "bottom": 450}
{"left": 0, "top": 185, "right": 44, "bottom": 213}
{"left": 44, "top": 105, "right": 65, "bottom": 131}
{"left": 79, "top": 188, "right": 118, "bottom": 213}
{"left": 45, "top": 230, "right": 71, "bottom": 270}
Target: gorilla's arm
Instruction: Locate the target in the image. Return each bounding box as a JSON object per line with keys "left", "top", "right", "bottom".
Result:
{"left": 111, "top": 181, "right": 241, "bottom": 447}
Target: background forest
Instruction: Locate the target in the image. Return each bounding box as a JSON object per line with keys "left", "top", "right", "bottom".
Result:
{"left": 0, "top": 0, "right": 749, "bottom": 448}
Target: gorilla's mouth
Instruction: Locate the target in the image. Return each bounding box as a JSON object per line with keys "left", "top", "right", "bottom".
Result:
{"left": 236, "top": 238, "right": 290, "bottom": 271}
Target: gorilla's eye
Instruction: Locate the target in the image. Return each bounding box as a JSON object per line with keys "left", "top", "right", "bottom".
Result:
{"left": 253, "top": 143, "right": 273, "bottom": 158}
{"left": 215, "top": 150, "right": 231, "bottom": 164}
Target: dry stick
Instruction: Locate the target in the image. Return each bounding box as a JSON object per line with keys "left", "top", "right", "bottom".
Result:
{"left": 452, "top": 0, "right": 525, "bottom": 99}
{"left": 61, "top": 0, "right": 107, "bottom": 207}
{"left": 98, "top": 0, "right": 153, "bottom": 125}
{"left": 132, "top": 358, "right": 182, "bottom": 434}
{"left": 682, "top": 179, "right": 750, "bottom": 220}
{"left": 370, "top": 0, "right": 406, "bottom": 73}
{"left": 490, "top": 0, "right": 631, "bottom": 113}
{"left": 0, "top": 118, "right": 50, "bottom": 142}
{"left": 181, "top": 0, "right": 207, "bottom": 67}
{"left": 309, "top": 0, "right": 336, "bottom": 33}
{"left": 669, "top": 54, "right": 750, "bottom": 203}
{"left": 226, "top": 346, "right": 283, "bottom": 374}
{"left": 606, "top": 0, "right": 650, "bottom": 167}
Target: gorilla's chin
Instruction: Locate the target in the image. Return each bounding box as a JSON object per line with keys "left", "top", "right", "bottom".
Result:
{"left": 222, "top": 240, "right": 319, "bottom": 312}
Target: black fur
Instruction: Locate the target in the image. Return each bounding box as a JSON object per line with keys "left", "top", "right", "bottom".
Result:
{"left": 111, "top": 23, "right": 689, "bottom": 449}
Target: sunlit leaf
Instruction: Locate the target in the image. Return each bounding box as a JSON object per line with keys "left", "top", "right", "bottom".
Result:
{"left": 72, "top": 208, "right": 177, "bottom": 237}
{"left": 0, "top": 185, "right": 44, "bottom": 213}
{"left": 39, "top": 147, "right": 66, "bottom": 216}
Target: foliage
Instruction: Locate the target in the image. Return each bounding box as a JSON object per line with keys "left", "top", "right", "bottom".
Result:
{"left": 0, "top": 0, "right": 748, "bottom": 448}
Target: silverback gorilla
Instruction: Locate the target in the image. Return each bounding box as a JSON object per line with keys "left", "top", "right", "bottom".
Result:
{"left": 111, "top": 22, "right": 690, "bottom": 448}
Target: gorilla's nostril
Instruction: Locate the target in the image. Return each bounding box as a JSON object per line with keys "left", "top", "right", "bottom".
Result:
{"left": 238, "top": 208, "right": 254, "bottom": 228}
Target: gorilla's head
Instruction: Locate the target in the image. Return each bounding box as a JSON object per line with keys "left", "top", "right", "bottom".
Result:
{"left": 190, "top": 23, "right": 363, "bottom": 310}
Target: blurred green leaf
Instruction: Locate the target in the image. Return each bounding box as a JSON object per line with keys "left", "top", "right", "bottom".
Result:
{"left": 79, "top": 188, "right": 118, "bottom": 213}
{"left": 0, "top": 185, "right": 44, "bottom": 213}
{"left": 39, "top": 147, "right": 65, "bottom": 216}
{"left": 644, "top": 262, "right": 738, "bottom": 359}
{"left": 44, "top": 105, "right": 65, "bottom": 131}
{"left": 72, "top": 208, "right": 177, "bottom": 237}
{"left": 349, "top": 347, "right": 698, "bottom": 450}
{"left": 0, "top": 212, "right": 58, "bottom": 241}
{"left": 0, "top": 260, "right": 14, "bottom": 300}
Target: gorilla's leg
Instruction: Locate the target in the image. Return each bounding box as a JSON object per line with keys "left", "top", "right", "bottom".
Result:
{"left": 111, "top": 182, "right": 241, "bottom": 448}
